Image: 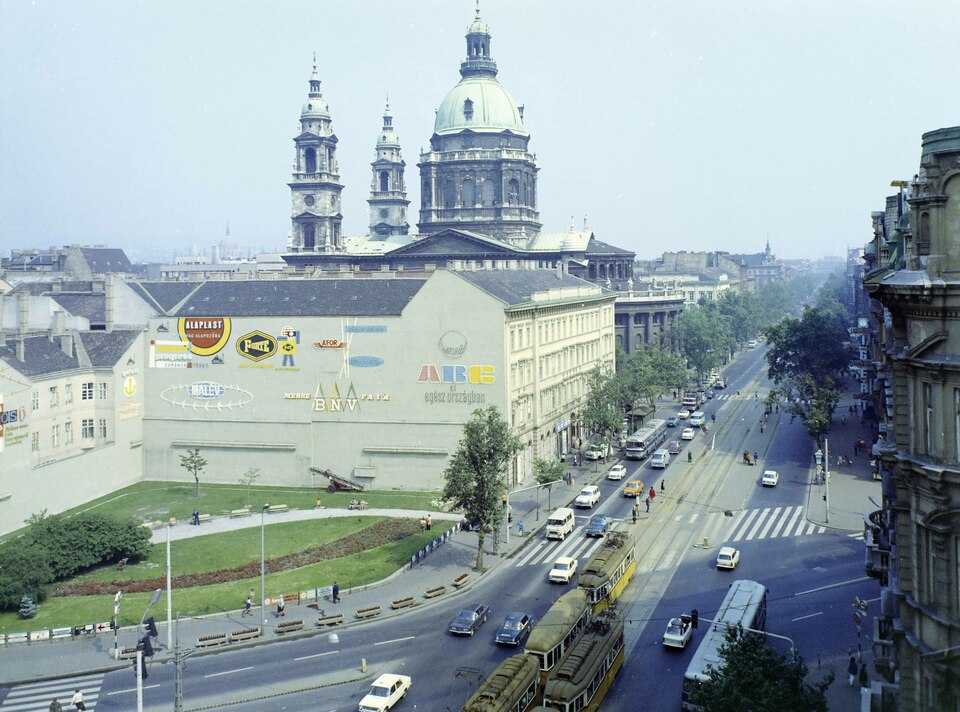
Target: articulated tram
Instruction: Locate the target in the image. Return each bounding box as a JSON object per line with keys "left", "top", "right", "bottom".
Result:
{"left": 460, "top": 653, "right": 540, "bottom": 712}
{"left": 524, "top": 589, "right": 592, "bottom": 685}
{"left": 577, "top": 530, "right": 637, "bottom": 612}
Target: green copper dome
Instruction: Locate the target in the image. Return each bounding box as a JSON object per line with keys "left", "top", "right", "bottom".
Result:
{"left": 434, "top": 76, "right": 526, "bottom": 135}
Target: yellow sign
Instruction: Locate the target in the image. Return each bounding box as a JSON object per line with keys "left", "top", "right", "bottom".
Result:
{"left": 123, "top": 376, "right": 137, "bottom": 397}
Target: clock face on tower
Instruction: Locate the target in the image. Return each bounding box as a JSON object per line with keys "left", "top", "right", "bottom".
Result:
{"left": 304, "top": 195, "right": 315, "bottom": 207}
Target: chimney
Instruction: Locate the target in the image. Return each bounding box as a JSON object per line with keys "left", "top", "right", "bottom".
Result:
{"left": 52, "top": 279, "right": 62, "bottom": 294}
{"left": 54, "top": 309, "right": 66, "bottom": 333}
{"left": 17, "top": 292, "right": 29, "bottom": 335}
{"left": 59, "top": 333, "right": 74, "bottom": 358}
{"left": 92, "top": 278, "right": 105, "bottom": 293}
{"left": 16, "top": 336, "right": 25, "bottom": 362}
{"left": 105, "top": 275, "right": 115, "bottom": 333}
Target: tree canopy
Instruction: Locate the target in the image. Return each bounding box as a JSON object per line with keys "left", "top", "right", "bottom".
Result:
{"left": 441, "top": 406, "right": 521, "bottom": 570}
{"left": 581, "top": 365, "right": 626, "bottom": 446}
{"left": 675, "top": 302, "right": 734, "bottom": 381}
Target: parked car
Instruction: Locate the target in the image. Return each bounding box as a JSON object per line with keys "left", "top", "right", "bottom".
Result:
{"left": 574, "top": 485, "right": 601, "bottom": 508}
{"left": 495, "top": 612, "right": 533, "bottom": 646}
{"left": 681, "top": 427, "right": 696, "bottom": 441}
{"left": 716, "top": 546, "right": 741, "bottom": 570}
{"left": 448, "top": 604, "right": 490, "bottom": 636}
{"left": 666, "top": 416, "right": 680, "bottom": 427}
{"left": 668, "top": 440, "right": 682, "bottom": 455}
{"left": 623, "top": 479, "right": 644, "bottom": 498}
{"left": 582, "top": 442, "right": 608, "bottom": 461}
{"left": 747, "top": 339, "right": 758, "bottom": 348}
{"left": 549, "top": 556, "right": 578, "bottom": 583}
{"left": 662, "top": 614, "right": 694, "bottom": 649}
{"left": 761, "top": 470, "right": 780, "bottom": 487}
{"left": 584, "top": 515, "right": 610, "bottom": 537}
{"left": 358, "top": 673, "right": 412, "bottom": 712}
{"left": 607, "top": 464, "right": 627, "bottom": 481}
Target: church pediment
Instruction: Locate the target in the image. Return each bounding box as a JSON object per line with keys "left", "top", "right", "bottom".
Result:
{"left": 387, "top": 229, "right": 525, "bottom": 257}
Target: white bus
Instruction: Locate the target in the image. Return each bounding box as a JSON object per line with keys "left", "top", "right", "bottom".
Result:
{"left": 623, "top": 419, "right": 667, "bottom": 460}
{"left": 681, "top": 579, "right": 768, "bottom": 710}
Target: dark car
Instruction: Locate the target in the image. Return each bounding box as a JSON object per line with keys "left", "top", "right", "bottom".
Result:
{"left": 584, "top": 514, "right": 610, "bottom": 537}
{"left": 448, "top": 604, "right": 490, "bottom": 636}
{"left": 666, "top": 416, "right": 680, "bottom": 427}
{"left": 495, "top": 611, "right": 532, "bottom": 646}
{"left": 704, "top": 390, "right": 715, "bottom": 400}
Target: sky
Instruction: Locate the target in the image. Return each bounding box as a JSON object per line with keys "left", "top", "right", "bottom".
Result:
{"left": 2, "top": 0, "right": 960, "bottom": 263}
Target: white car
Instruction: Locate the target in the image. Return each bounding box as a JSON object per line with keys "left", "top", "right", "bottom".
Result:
{"left": 676, "top": 409, "right": 690, "bottom": 420}
{"left": 359, "top": 673, "right": 412, "bottom": 712}
{"left": 607, "top": 464, "right": 627, "bottom": 481}
{"left": 549, "top": 556, "right": 578, "bottom": 584}
{"left": 582, "top": 442, "right": 608, "bottom": 461}
{"left": 716, "top": 546, "right": 741, "bottom": 570}
{"left": 761, "top": 470, "right": 779, "bottom": 487}
{"left": 747, "top": 339, "right": 758, "bottom": 348}
{"left": 662, "top": 615, "right": 694, "bottom": 649}
{"left": 681, "top": 427, "right": 696, "bottom": 441}
{"left": 574, "top": 485, "right": 601, "bottom": 508}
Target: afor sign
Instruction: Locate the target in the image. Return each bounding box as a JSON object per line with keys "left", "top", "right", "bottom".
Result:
{"left": 178, "top": 318, "right": 232, "bottom": 356}
{"left": 417, "top": 364, "right": 495, "bottom": 384}
{"left": 236, "top": 331, "right": 278, "bottom": 361}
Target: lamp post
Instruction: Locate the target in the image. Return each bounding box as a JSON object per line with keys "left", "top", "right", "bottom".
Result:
{"left": 166, "top": 524, "right": 172, "bottom": 651}
{"left": 260, "top": 504, "right": 269, "bottom": 635}
{"left": 814, "top": 445, "right": 829, "bottom": 524}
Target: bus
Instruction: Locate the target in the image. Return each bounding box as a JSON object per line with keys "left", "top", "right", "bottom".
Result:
{"left": 525, "top": 590, "right": 591, "bottom": 685}
{"left": 681, "top": 579, "right": 768, "bottom": 710}
{"left": 577, "top": 530, "right": 637, "bottom": 613}
{"left": 535, "top": 609, "right": 624, "bottom": 712}
{"left": 624, "top": 419, "right": 667, "bottom": 460}
{"left": 460, "top": 653, "right": 539, "bottom": 712}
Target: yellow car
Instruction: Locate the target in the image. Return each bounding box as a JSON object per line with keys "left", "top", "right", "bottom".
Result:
{"left": 623, "top": 479, "right": 644, "bottom": 498}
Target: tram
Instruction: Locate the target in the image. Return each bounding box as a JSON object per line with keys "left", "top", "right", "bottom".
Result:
{"left": 460, "top": 653, "right": 540, "bottom": 712}
{"left": 524, "top": 589, "right": 591, "bottom": 685}
{"left": 577, "top": 530, "right": 637, "bottom": 612}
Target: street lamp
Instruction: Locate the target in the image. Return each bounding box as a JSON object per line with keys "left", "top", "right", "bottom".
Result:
{"left": 260, "top": 504, "right": 269, "bottom": 635}
{"left": 814, "top": 444, "right": 829, "bottom": 524}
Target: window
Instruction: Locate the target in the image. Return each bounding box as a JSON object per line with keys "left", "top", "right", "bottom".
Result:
{"left": 64, "top": 383, "right": 73, "bottom": 404}
{"left": 31, "top": 431, "right": 39, "bottom": 452}
{"left": 82, "top": 419, "right": 94, "bottom": 439}
{"left": 32, "top": 391, "right": 39, "bottom": 411}
{"left": 52, "top": 424, "right": 60, "bottom": 448}
{"left": 65, "top": 421, "right": 73, "bottom": 445}
{"left": 49, "top": 386, "right": 59, "bottom": 408}
{"left": 98, "top": 418, "right": 108, "bottom": 439}
{"left": 81, "top": 382, "right": 94, "bottom": 401}
{"left": 98, "top": 382, "right": 108, "bottom": 400}
{"left": 923, "top": 382, "right": 933, "bottom": 454}
{"left": 955, "top": 388, "right": 960, "bottom": 463}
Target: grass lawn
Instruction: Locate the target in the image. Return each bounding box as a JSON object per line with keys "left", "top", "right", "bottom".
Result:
{"left": 0, "top": 520, "right": 442, "bottom": 633}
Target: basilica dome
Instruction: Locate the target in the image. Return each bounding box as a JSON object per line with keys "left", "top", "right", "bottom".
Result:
{"left": 434, "top": 76, "right": 526, "bottom": 136}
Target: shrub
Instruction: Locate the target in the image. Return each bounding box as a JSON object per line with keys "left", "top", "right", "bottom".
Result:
{"left": 0, "top": 543, "right": 53, "bottom": 609}
{"left": 19, "top": 595, "right": 39, "bottom": 619}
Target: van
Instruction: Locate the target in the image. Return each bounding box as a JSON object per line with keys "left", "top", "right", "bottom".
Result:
{"left": 650, "top": 449, "right": 671, "bottom": 469}
{"left": 689, "top": 411, "right": 705, "bottom": 427}
{"left": 546, "top": 507, "right": 575, "bottom": 540}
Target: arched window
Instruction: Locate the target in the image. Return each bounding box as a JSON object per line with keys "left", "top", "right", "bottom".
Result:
{"left": 507, "top": 179, "right": 520, "bottom": 206}
{"left": 302, "top": 224, "right": 316, "bottom": 250}
{"left": 481, "top": 179, "right": 496, "bottom": 206}
{"left": 443, "top": 180, "right": 457, "bottom": 209}
{"left": 422, "top": 179, "right": 432, "bottom": 206}
{"left": 304, "top": 148, "right": 316, "bottom": 174}
{"left": 379, "top": 171, "right": 389, "bottom": 192}
{"left": 462, "top": 178, "right": 476, "bottom": 207}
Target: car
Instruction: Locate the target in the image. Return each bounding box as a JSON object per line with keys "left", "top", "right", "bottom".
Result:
{"left": 676, "top": 409, "right": 690, "bottom": 420}
{"left": 448, "top": 604, "right": 490, "bottom": 636}
{"left": 716, "top": 546, "right": 741, "bottom": 570}
{"left": 549, "top": 556, "right": 578, "bottom": 583}
{"left": 358, "top": 673, "right": 412, "bottom": 712}
{"left": 668, "top": 439, "right": 682, "bottom": 455}
{"left": 584, "top": 515, "right": 610, "bottom": 537}
{"left": 704, "top": 390, "right": 715, "bottom": 400}
{"left": 623, "top": 479, "right": 644, "bottom": 498}
{"left": 761, "top": 469, "right": 780, "bottom": 487}
{"left": 495, "top": 611, "right": 533, "bottom": 646}
{"left": 689, "top": 412, "right": 705, "bottom": 427}
{"left": 666, "top": 416, "right": 680, "bottom": 427}
{"left": 681, "top": 427, "right": 696, "bottom": 441}
{"left": 714, "top": 378, "right": 726, "bottom": 390}
{"left": 662, "top": 614, "right": 694, "bottom": 649}
{"left": 747, "top": 339, "right": 758, "bottom": 348}
{"left": 582, "top": 442, "right": 608, "bottom": 461}
{"left": 607, "top": 464, "right": 627, "bottom": 481}
{"left": 574, "top": 485, "right": 601, "bottom": 508}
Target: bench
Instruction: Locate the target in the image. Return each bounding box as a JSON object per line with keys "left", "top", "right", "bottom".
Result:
{"left": 424, "top": 585, "right": 447, "bottom": 599}
{"left": 355, "top": 605, "right": 382, "bottom": 620}
{"left": 275, "top": 619, "right": 304, "bottom": 634}
{"left": 196, "top": 513, "right": 211, "bottom": 524}
{"left": 119, "top": 646, "right": 140, "bottom": 660}
{"left": 196, "top": 632, "right": 229, "bottom": 648}
{"left": 452, "top": 572, "right": 471, "bottom": 588}
{"left": 267, "top": 504, "right": 289, "bottom": 514}
{"left": 230, "top": 508, "right": 251, "bottom": 518}
{"left": 391, "top": 596, "right": 416, "bottom": 610}
{"left": 230, "top": 628, "right": 261, "bottom": 642}
{"left": 347, "top": 500, "right": 369, "bottom": 511}
{"left": 316, "top": 613, "right": 344, "bottom": 627}
{"left": 169, "top": 517, "right": 177, "bottom": 526}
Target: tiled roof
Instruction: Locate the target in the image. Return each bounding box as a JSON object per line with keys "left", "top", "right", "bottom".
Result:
{"left": 586, "top": 238, "right": 635, "bottom": 256}
{"left": 129, "top": 282, "right": 204, "bottom": 313}
{"left": 453, "top": 269, "right": 605, "bottom": 306}
{"left": 79, "top": 330, "right": 140, "bottom": 368}
{"left": 51, "top": 294, "right": 105, "bottom": 323}
{"left": 0, "top": 336, "right": 79, "bottom": 377}
{"left": 172, "top": 278, "right": 429, "bottom": 317}
{"left": 79, "top": 247, "right": 133, "bottom": 274}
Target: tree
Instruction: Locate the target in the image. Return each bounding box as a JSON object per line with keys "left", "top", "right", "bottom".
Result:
{"left": 18, "top": 595, "right": 39, "bottom": 619}
{"left": 675, "top": 304, "right": 734, "bottom": 382}
{"left": 534, "top": 458, "right": 564, "bottom": 486}
{"left": 179, "top": 448, "right": 208, "bottom": 498}
{"left": 689, "top": 625, "right": 832, "bottom": 712}
{"left": 580, "top": 366, "right": 625, "bottom": 452}
{"left": 441, "top": 407, "right": 521, "bottom": 571}
{"left": 238, "top": 467, "right": 261, "bottom": 508}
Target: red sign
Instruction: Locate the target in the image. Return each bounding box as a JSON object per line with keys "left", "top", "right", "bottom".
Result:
{"left": 178, "top": 318, "right": 232, "bottom": 356}
{"left": 313, "top": 339, "right": 347, "bottom": 349}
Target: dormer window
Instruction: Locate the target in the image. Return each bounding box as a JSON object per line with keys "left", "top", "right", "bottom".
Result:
{"left": 463, "top": 98, "right": 474, "bottom": 120}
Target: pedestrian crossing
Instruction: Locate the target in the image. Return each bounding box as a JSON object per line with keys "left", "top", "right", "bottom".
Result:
{"left": 1, "top": 672, "right": 103, "bottom": 711}
{"left": 699, "top": 505, "right": 825, "bottom": 546}
{"left": 512, "top": 523, "right": 607, "bottom": 568}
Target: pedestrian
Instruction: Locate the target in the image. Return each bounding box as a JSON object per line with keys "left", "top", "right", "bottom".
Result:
{"left": 632, "top": 509, "right": 637, "bottom": 524}
{"left": 518, "top": 521, "right": 525, "bottom": 536}
{"left": 753, "top": 451, "right": 758, "bottom": 464}
{"left": 660, "top": 479, "right": 665, "bottom": 492}
{"left": 243, "top": 596, "right": 252, "bottom": 617}
{"left": 711, "top": 413, "right": 716, "bottom": 423}
{"left": 277, "top": 596, "right": 285, "bottom": 617}
{"left": 649, "top": 486, "right": 656, "bottom": 501}
{"left": 842, "top": 414, "right": 846, "bottom": 424}
{"left": 847, "top": 656, "right": 858, "bottom": 686}
{"left": 192, "top": 509, "right": 200, "bottom": 526}
{"left": 419, "top": 516, "right": 426, "bottom": 532}
{"left": 49, "top": 700, "right": 63, "bottom": 712}
{"left": 859, "top": 662, "right": 869, "bottom": 690}
{"left": 71, "top": 689, "right": 86, "bottom": 711}
{"left": 645, "top": 497, "right": 650, "bottom": 513}
{"left": 426, "top": 514, "right": 432, "bottom": 530}
{"left": 760, "top": 424, "right": 764, "bottom": 434}
{"left": 332, "top": 581, "right": 340, "bottom": 603}
{"left": 688, "top": 450, "right": 692, "bottom": 463}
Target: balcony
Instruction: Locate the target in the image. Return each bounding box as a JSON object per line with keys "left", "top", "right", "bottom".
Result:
{"left": 864, "top": 509, "right": 891, "bottom": 583}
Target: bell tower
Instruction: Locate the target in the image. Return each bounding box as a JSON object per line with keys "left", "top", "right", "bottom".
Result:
{"left": 288, "top": 57, "right": 344, "bottom": 253}
{"left": 367, "top": 98, "right": 410, "bottom": 236}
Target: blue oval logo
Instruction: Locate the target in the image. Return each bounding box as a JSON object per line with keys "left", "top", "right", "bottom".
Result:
{"left": 348, "top": 356, "right": 384, "bottom": 368}
{"left": 187, "top": 382, "right": 226, "bottom": 399}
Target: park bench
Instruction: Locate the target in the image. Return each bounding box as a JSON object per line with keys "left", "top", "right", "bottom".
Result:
{"left": 316, "top": 613, "right": 344, "bottom": 627}
{"left": 424, "top": 585, "right": 446, "bottom": 599}
{"left": 267, "top": 504, "right": 289, "bottom": 514}
{"left": 355, "top": 605, "right": 382, "bottom": 620}
{"left": 275, "top": 619, "right": 304, "bottom": 634}
{"left": 196, "top": 632, "right": 228, "bottom": 648}
{"left": 391, "top": 596, "right": 416, "bottom": 610}
{"left": 230, "top": 508, "right": 251, "bottom": 518}
{"left": 196, "top": 513, "right": 211, "bottom": 524}
{"left": 452, "top": 572, "right": 471, "bottom": 588}
{"left": 230, "top": 628, "right": 260, "bottom": 642}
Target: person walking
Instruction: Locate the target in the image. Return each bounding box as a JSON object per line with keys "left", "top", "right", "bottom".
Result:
{"left": 644, "top": 497, "right": 650, "bottom": 513}
{"left": 332, "top": 581, "right": 340, "bottom": 603}
{"left": 859, "top": 662, "right": 869, "bottom": 691}
{"left": 648, "top": 486, "right": 656, "bottom": 501}
{"left": 847, "top": 656, "right": 858, "bottom": 686}
{"left": 276, "top": 596, "right": 285, "bottom": 617}
{"left": 49, "top": 699, "right": 63, "bottom": 712}
{"left": 660, "top": 479, "right": 665, "bottom": 493}
{"left": 419, "top": 516, "right": 426, "bottom": 532}
{"left": 753, "top": 451, "right": 759, "bottom": 465}
{"left": 688, "top": 450, "right": 692, "bottom": 463}
{"left": 632, "top": 508, "right": 637, "bottom": 524}
{"left": 71, "top": 689, "right": 85, "bottom": 711}
{"left": 426, "top": 514, "right": 432, "bottom": 531}
{"left": 518, "top": 521, "right": 525, "bottom": 536}
{"left": 242, "top": 596, "right": 252, "bottom": 617}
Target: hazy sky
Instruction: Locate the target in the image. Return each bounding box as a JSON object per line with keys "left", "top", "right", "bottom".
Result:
{"left": 3, "top": 1, "right": 959, "bottom": 262}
